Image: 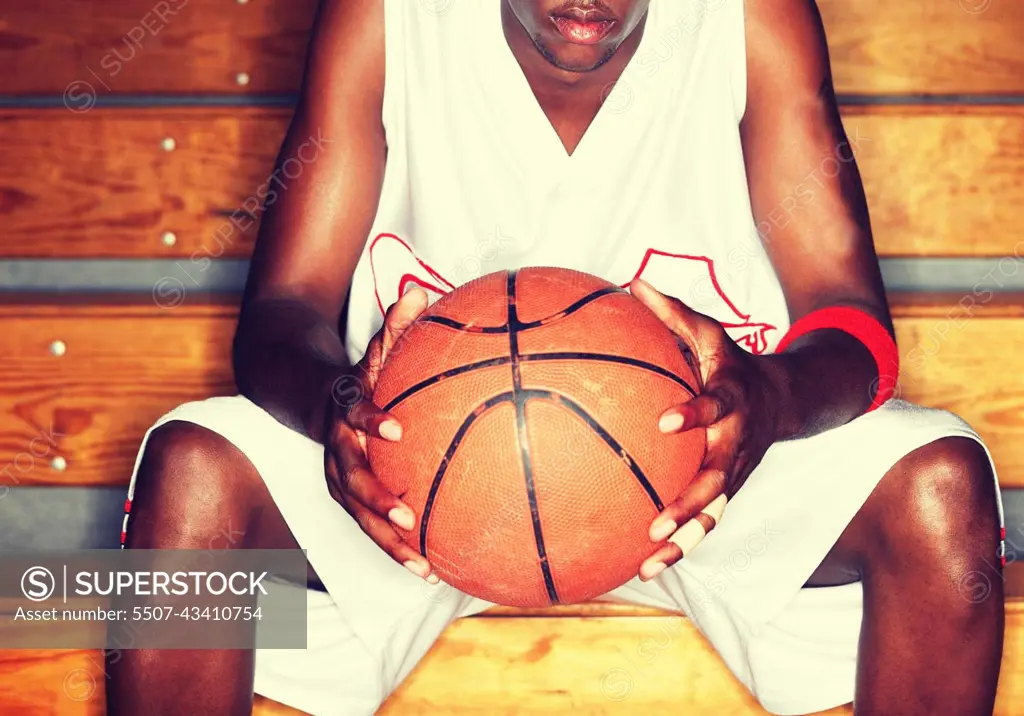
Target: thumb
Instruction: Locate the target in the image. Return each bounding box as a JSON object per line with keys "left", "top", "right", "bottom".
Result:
{"left": 381, "top": 287, "right": 429, "bottom": 361}
{"left": 630, "top": 279, "right": 710, "bottom": 348}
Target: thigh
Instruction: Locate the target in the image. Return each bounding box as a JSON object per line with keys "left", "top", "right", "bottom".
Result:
{"left": 128, "top": 397, "right": 492, "bottom": 707}
{"left": 606, "top": 400, "right": 1000, "bottom": 714}
{"left": 125, "top": 417, "right": 325, "bottom": 589}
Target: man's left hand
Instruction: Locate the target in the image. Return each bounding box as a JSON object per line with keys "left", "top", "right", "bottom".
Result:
{"left": 630, "top": 279, "right": 783, "bottom": 580}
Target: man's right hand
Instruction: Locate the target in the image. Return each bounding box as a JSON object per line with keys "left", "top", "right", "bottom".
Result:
{"left": 323, "top": 288, "right": 437, "bottom": 582}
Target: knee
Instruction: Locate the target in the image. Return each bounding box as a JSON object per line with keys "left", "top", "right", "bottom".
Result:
{"left": 873, "top": 437, "right": 1000, "bottom": 568}
{"left": 126, "top": 421, "right": 257, "bottom": 549}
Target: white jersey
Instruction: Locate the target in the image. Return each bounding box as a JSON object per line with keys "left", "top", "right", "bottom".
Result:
{"left": 344, "top": 0, "right": 790, "bottom": 362}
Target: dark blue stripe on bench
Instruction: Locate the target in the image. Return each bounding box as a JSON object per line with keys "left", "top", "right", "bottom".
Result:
{"left": 3, "top": 258, "right": 1024, "bottom": 294}
{"left": 1, "top": 486, "right": 1022, "bottom": 560}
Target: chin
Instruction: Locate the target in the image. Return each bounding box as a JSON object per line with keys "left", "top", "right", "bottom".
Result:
{"left": 540, "top": 42, "right": 618, "bottom": 73}
{"left": 533, "top": 33, "right": 622, "bottom": 73}
{"left": 507, "top": 0, "right": 649, "bottom": 73}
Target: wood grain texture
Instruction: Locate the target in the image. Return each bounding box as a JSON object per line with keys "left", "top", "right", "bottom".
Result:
{"left": 1, "top": 295, "right": 1024, "bottom": 489}
{"left": 382, "top": 601, "right": 1024, "bottom": 715}
{"left": 841, "top": 107, "right": 1024, "bottom": 258}
{"left": 817, "top": 0, "right": 1024, "bottom": 96}
{"left": 895, "top": 313, "right": 1024, "bottom": 487}
{"left": 0, "top": 648, "right": 305, "bottom": 715}
{"left": 0, "top": 300, "right": 236, "bottom": 488}
{"left": 2, "top": 599, "right": 1022, "bottom": 715}
{"left": 0, "top": 0, "right": 318, "bottom": 96}
{"left": 2, "top": 1, "right": 1023, "bottom": 96}
{"left": 0, "top": 108, "right": 290, "bottom": 259}
{"left": 2, "top": 107, "right": 1023, "bottom": 258}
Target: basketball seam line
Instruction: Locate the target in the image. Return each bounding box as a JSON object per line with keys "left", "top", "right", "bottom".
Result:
{"left": 416, "top": 386, "right": 668, "bottom": 604}
{"left": 381, "top": 353, "right": 697, "bottom": 412}
{"left": 418, "top": 392, "right": 514, "bottom": 557}
{"left": 508, "top": 270, "right": 561, "bottom": 605}
{"left": 418, "top": 285, "right": 624, "bottom": 334}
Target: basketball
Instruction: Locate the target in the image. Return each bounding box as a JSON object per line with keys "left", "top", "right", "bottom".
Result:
{"left": 368, "top": 267, "right": 705, "bottom": 607}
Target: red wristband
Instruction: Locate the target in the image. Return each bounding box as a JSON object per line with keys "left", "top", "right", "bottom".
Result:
{"left": 774, "top": 307, "right": 898, "bottom": 412}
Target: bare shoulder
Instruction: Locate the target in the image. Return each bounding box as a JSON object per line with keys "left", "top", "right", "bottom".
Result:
{"left": 241, "top": 0, "right": 390, "bottom": 314}
{"left": 299, "top": 0, "right": 387, "bottom": 114}
{"left": 743, "top": 0, "right": 832, "bottom": 102}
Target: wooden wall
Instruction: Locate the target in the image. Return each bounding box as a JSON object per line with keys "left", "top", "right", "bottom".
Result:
{"left": 2, "top": 1, "right": 1022, "bottom": 96}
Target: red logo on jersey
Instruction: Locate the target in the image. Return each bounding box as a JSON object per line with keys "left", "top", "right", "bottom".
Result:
{"left": 368, "top": 234, "right": 776, "bottom": 354}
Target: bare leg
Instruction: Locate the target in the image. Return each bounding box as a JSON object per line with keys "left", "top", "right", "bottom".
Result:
{"left": 807, "top": 437, "right": 1003, "bottom": 715}
{"left": 107, "top": 421, "right": 319, "bottom": 716}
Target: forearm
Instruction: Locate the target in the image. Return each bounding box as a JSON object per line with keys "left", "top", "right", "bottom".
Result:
{"left": 233, "top": 297, "right": 351, "bottom": 443}
{"left": 760, "top": 328, "right": 880, "bottom": 442}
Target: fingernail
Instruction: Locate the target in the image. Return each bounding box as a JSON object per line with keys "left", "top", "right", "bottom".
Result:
{"left": 426, "top": 573, "right": 440, "bottom": 585}
{"left": 659, "top": 412, "right": 684, "bottom": 433}
{"left": 379, "top": 420, "right": 402, "bottom": 441}
{"left": 670, "top": 519, "right": 708, "bottom": 555}
{"left": 649, "top": 517, "right": 677, "bottom": 542}
{"left": 642, "top": 561, "right": 667, "bottom": 580}
{"left": 389, "top": 506, "right": 416, "bottom": 531}
{"left": 403, "top": 560, "right": 429, "bottom": 579}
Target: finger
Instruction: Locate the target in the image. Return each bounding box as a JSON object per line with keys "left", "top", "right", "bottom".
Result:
{"left": 328, "top": 425, "right": 415, "bottom": 529}
{"left": 703, "top": 493, "right": 729, "bottom": 524}
{"left": 355, "top": 288, "right": 428, "bottom": 384}
{"left": 641, "top": 494, "right": 728, "bottom": 578}
{"left": 639, "top": 543, "right": 681, "bottom": 580}
{"left": 342, "top": 497, "right": 435, "bottom": 581}
{"left": 666, "top": 493, "right": 727, "bottom": 554}
{"left": 629, "top": 278, "right": 710, "bottom": 345}
{"left": 648, "top": 468, "right": 727, "bottom": 541}
{"left": 658, "top": 391, "right": 732, "bottom": 433}
{"left": 336, "top": 384, "right": 402, "bottom": 441}
{"left": 380, "top": 287, "right": 429, "bottom": 363}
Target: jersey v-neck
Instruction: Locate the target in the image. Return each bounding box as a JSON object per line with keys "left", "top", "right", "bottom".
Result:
{"left": 474, "top": 0, "right": 661, "bottom": 175}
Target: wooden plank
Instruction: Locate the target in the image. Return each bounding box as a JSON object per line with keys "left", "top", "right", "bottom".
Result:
{"left": 2, "top": 107, "right": 1021, "bottom": 258}
{"left": 0, "top": 301, "right": 236, "bottom": 488}
{"left": 818, "top": 0, "right": 1024, "bottom": 95}
{"left": 2, "top": 600, "right": 1022, "bottom": 715}
{"left": 2, "top": 295, "right": 1024, "bottom": 489}
{"left": 2, "top": 1, "right": 1023, "bottom": 96}
{"left": 0, "top": 108, "right": 288, "bottom": 259}
{"left": 890, "top": 292, "right": 1024, "bottom": 319}
{"left": 0, "top": 647, "right": 304, "bottom": 715}
{"left": 0, "top": 0, "right": 318, "bottom": 97}
{"left": 895, "top": 315, "right": 1024, "bottom": 486}
{"left": 382, "top": 602, "right": 1024, "bottom": 714}
{"left": 842, "top": 107, "right": 1024, "bottom": 258}
{"left": 0, "top": 649, "right": 103, "bottom": 716}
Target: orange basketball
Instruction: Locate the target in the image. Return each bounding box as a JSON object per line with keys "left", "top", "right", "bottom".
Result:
{"left": 368, "top": 267, "right": 705, "bottom": 607}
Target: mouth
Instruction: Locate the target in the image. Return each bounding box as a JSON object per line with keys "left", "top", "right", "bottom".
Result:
{"left": 550, "top": 8, "right": 617, "bottom": 45}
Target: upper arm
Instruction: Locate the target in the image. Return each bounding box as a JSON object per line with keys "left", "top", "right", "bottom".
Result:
{"left": 740, "top": 0, "right": 891, "bottom": 330}
{"left": 242, "top": 0, "right": 386, "bottom": 321}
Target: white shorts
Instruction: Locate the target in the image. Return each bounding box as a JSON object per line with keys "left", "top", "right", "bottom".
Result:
{"left": 124, "top": 396, "right": 1002, "bottom": 716}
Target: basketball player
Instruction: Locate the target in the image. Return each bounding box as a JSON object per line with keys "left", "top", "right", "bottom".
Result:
{"left": 110, "top": 1, "right": 1005, "bottom": 714}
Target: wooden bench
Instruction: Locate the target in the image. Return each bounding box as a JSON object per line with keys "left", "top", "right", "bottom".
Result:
{"left": 2, "top": 591, "right": 1023, "bottom": 715}
{"left": 3, "top": 295, "right": 1024, "bottom": 490}
{"left": 3, "top": 0, "right": 1022, "bottom": 96}
{"left": 3, "top": 0, "right": 1024, "bottom": 713}
{"left": 1, "top": 105, "right": 1022, "bottom": 259}
{"left": 1, "top": 294, "right": 1023, "bottom": 715}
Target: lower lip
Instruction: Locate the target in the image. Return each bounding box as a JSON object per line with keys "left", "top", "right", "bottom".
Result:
{"left": 551, "top": 16, "right": 616, "bottom": 45}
